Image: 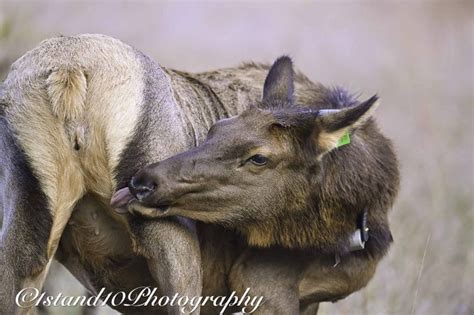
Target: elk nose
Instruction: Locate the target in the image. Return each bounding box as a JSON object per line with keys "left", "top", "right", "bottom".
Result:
{"left": 129, "top": 174, "right": 157, "bottom": 202}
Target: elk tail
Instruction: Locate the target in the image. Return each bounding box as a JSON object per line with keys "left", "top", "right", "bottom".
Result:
{"left": 46, "top": 68, "right": 87, "bottom": 121}
{"left": 46, "top": 68, "right": 87, "bottom": 149}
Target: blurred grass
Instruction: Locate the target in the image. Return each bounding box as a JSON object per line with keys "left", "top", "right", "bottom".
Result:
{"left": 0, "top": 17, "right": 12, "bottom": 79}
{"left": 0, "top": 1, "right": 472, "bottom": 315}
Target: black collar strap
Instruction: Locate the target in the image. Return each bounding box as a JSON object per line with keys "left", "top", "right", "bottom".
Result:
{"left": 349, "top": 211, "right": 369, "bottom": 251}
{"left": 334, "top": 211, "right": 369, "bottom": 267}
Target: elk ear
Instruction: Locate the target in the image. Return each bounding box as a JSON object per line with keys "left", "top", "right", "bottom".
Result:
{"left": 314, "top": 95, "right": 379, "bottom": 154}
{"left": 262, "top": 56, "right": 295, "bottom": 105}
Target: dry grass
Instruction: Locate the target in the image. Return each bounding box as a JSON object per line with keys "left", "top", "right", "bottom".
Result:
{"left": 0, "top": 2, "right": 472, "bottom": 314}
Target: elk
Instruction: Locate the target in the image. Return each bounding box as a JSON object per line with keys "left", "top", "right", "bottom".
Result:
{"left": 114, "top": 56, "right": 400, "bottom": 314}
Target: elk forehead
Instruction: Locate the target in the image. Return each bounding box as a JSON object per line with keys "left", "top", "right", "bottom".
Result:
{"left": 209, "top": 108, "right": 275, "bottom": 141}
{"left": 204, "top": 108, "right": 290, "bottom": 159}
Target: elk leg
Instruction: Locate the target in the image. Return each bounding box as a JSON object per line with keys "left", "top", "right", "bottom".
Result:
{"left": 229, "top": 248, "right": 302, "bottom": 315}
{"left": 300, "top": 302, "right": 319, "bottom": 315}
{"left": 128, "top": 216, "right": 202, "bottom": 315}
{"left": 298, "top": 253, "right": 378, "bottom": 307}
{"left": 0, "top": 119, "right": 80, "bottom": 314}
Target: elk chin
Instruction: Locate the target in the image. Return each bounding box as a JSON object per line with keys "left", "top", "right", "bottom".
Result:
{"left": 126, "top": 200, "right": 172, "bottom": 218}
{"left": 156, "top": 205, "right": 170, "bottom": 212}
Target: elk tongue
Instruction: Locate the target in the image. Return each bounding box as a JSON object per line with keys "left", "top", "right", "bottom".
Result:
{"left": 111, "top": 187, "right": 135, "bottom": 213}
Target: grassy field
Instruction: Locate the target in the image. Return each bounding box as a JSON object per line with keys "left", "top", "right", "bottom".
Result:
{"left": 0, "top": 1, "right": 472, "bottom": 314}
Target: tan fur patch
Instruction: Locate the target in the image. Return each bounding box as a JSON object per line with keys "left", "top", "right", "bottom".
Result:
{"left": 318, "top": 129, "right": 348, "bottom": 152}
{"left": 245, "top": 224, "right": 275, "bottom": 248}
{"left": 247, "top": 233, "right": 274, "bottom": 248}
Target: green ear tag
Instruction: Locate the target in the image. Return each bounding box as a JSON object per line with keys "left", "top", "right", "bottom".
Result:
{"left": 336, "top": 131, "right": 351, "bottom": 148}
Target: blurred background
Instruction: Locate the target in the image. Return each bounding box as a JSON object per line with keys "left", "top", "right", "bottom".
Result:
{"left": 0, "top": 1, "right": 472, "bottom": 314}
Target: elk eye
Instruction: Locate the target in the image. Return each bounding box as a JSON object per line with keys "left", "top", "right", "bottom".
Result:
{"left": 249, "top": 154, "right": 268, "bottom": 166}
